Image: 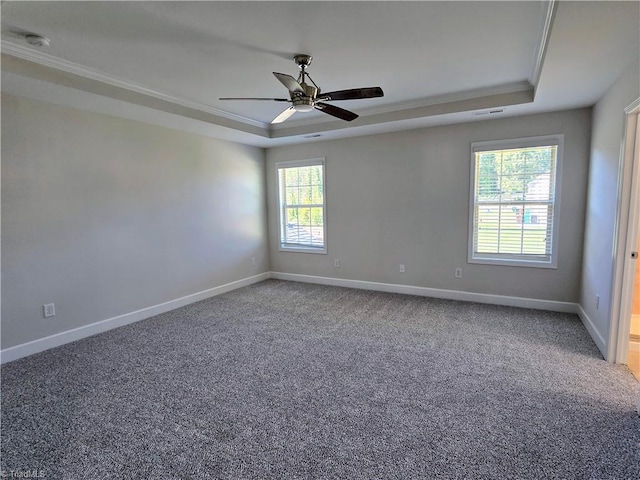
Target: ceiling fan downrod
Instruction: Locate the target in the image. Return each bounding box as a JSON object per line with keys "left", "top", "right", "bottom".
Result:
{"left": 291, "top": 54, "right": 318, "bottom": 111}
{"left": 294, "top": 54, "right": 318, "bottom": 92}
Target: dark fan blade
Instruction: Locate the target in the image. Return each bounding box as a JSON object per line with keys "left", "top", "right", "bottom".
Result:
{"left": 315, "top": 102, "right": 358, "bottom": 122}
{"left": 272, "top": 106, "right": 296, "bottom": 124}
{"left": 273, "top": 72, "right": 304, "bottom": 93}
{"left": 219, "top": 97, "right": 290, "bottom": 101}
{"left": 319, "top": 87, "right": 384, "bottom": 101}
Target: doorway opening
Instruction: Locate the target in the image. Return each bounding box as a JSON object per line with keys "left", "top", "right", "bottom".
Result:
{"left": 613, "top": 99, "right": 640, "bottom": 374}
{"left": 627, "top": 250, "right": 640, "bottom": 379}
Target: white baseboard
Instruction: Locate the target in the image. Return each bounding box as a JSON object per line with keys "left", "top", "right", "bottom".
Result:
{"left": 270, "top": 272, "right": 579, "bottom": 313}
{"left": 0, "top": 272, "right": 269, "bottom": 364}
{"left": 3, "top": 271, "right": 598, "bottom": 365}
{"left": 576, "top": 304, "right": 608, "bottom": 360}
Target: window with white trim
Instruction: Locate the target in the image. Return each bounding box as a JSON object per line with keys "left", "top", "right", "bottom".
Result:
{"left": 277, "top": 158, "right": 327, "bottom": 253}
{"left": 469, "top": 135, "right": 563, "bottom": 268}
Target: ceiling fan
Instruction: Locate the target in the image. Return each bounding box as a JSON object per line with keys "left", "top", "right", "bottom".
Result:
{"left": 220, "top": 54, "right": 384, "bottom": 124}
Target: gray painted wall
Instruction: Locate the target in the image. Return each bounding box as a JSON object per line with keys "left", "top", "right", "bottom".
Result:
{"left": 2, "top": 94, "right": 268, "bottom": 349}
{"left": 580, "top": 61, "right": 640, "bottom": 355}
{"left": 267, "top": 109, "right": 591, "bottom": 302}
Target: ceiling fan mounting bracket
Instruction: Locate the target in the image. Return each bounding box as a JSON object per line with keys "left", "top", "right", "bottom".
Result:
{"left": 294, "top": 54, "right": 313, "bottom": 69}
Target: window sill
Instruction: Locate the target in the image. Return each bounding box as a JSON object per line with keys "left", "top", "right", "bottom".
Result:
{"left": 468, "top": 256, "right": 557, "bottom": 269}
{"left": 279, "top": 245, "right": 327, "bottom": 254}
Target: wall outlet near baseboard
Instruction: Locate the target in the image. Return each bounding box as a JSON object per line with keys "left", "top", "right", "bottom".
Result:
{"left": 251, "top": 257, "right": 256, "bottom": 266}
{"left": 455, "top": 268, "right": 463, "bottom": 278}
{"left": 43, "top": 303, "right": 55, "bottom": 318}
{"left": 334, "top": 259, "right": 340, "bottom": 268}
{"left": 399, "top": 264, "right": 405, "bottom": 273}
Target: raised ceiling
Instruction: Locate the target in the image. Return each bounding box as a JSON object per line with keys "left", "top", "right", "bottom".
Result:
{"left": 1, "top": 1, "right": 639, "bottom": 147}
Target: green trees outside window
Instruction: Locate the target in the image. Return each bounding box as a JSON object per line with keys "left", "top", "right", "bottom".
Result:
{"left": 277, "top": 160, "right": 326, "bottom": 251}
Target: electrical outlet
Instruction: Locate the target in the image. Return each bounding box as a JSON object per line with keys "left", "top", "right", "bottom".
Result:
{"left": 596, "top": 295, "right": 600, "bottom": 310}
{"left": 455, "top": 268, "right": 462, "bottom": 278}
{"left": 251, "top": 257, "right": 256, "bottom": 266}
{"left": 399, "top": 264, "right": 405, "bottom": 273}
{"left": 334, "top": 259, "right": 340, "bottom": 268}
{"left": 43, "top": 303, "right": 55, "bottom": 318}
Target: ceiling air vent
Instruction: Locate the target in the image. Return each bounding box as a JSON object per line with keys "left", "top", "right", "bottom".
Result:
{"left": 473, "top": 109, "right": 505, "bottom": 117}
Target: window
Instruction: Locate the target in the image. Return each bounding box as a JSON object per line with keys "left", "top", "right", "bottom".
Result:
{"left": 277, "top": 158, "right": 327, "bottom": 253}
{"left": 468, "top": 135, "right": 563, "bottom": 268}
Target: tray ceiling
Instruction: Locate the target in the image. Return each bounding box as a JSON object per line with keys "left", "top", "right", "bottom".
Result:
{"left": 1, "top": 1, "right": 638, "bottom": 147}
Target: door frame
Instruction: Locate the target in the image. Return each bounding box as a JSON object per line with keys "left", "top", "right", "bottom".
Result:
{"left": 610, "top": 97, "right": 640, "bottom": 363}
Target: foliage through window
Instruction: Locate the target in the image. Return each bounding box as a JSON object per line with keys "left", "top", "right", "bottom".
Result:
{"left": 469, "top": 136, "right": 563, "bottom": 268}
{"left": 277, "top": 159, "right": 326, "bottom": 253}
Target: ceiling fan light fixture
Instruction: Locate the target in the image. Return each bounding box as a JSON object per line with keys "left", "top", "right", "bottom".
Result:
{"left": 292, "top": 97, "right": 314, "bottom": 112}
{"left": 293, "top": 104, "right": 314, "bottom": 113}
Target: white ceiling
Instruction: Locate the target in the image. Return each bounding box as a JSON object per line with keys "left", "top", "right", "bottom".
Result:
{"left": 1, "top": 1, "right": 639, "bottom": 147}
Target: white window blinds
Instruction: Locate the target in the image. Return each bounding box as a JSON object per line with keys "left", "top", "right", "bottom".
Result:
{"left": 469, "top": 136, "right": 563, "bottom": 268}
{"left": 277, "top": 158, "right": 326, "bottom": 253}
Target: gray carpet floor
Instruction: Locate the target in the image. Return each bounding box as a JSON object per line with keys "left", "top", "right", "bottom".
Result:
{"left": 2, "top": 279, "right": 639, "bottom": 479}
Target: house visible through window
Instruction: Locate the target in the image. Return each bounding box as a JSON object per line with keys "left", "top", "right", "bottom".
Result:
{"left": 277, "top": 158, "right": 327, "bottom": 253}
{"left": 469, "top": 135, "right": 563, "bottom": 268}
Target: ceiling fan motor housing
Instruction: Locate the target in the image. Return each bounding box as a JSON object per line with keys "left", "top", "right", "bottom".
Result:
{"left": 291, "top": 84, "right": 318, "bottom": 112}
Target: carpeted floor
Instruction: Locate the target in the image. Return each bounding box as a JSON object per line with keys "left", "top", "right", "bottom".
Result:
{"left": 2, "top": 279, "right": 639, "bottom": 479}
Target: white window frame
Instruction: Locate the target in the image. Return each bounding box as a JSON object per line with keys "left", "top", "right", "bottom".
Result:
{"left": 276, "top": 158, "right": 327, "bottom": 254}
{"left": 468, "top": 134, "right": 564, "bottom": 269}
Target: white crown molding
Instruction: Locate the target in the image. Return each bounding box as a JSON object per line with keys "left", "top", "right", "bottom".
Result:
{"left": 1, "top": 41, "right": 269, "bottom": 129}
{"left": 359, "top": 81, "right": 533, "bottom": 118}
{"left": 2, "top": 71, "right": 273, "bottom": 147}
{"left": 529, "top": 0, "right": 558, "bottom": 92}
{"left": 2, "top": 41, "right": 536, "bottom": 138}
{"left": 625, "top": 96, "right": 640, "bottom": 114}
{"left": 270, "top": 81, "right": 534, "bottom": 132}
